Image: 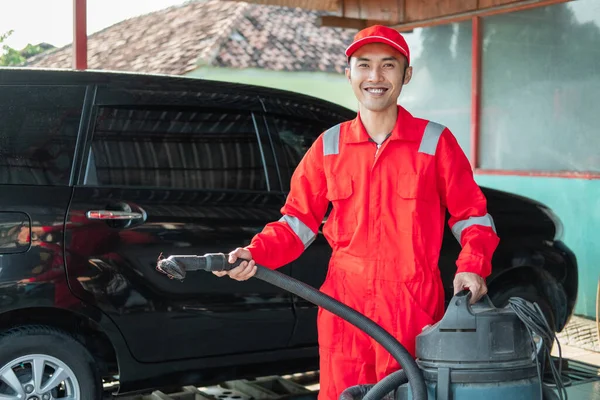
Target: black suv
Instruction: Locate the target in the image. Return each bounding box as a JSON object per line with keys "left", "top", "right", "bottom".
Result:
{"left": 0, "top": 69, "right": 577, "bottom": 398}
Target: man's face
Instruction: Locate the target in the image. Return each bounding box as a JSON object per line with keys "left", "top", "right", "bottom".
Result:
{"left": 345, "top": 43, "right": 412, "bottom": 112}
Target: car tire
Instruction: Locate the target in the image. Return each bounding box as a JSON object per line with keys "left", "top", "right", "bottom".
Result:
{"left": 0, "top": 325, "right": 102, "bottom": 399}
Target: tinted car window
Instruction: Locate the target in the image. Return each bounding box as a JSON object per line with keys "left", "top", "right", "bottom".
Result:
{"left": 267, "top": 115, "right": 341, "bottom": 191}
{"left": 0, "top": 85, "right": 85, "bottom": 186}
{"left": 87, "top": 107, "right": 268, "bottom": 191}
{"left": 271, "top": 116, "right": 330, "bottom": 168}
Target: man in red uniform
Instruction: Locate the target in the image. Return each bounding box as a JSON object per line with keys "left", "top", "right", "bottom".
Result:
{"left": 214, "top": 25, "right": 500, "bottom": 400}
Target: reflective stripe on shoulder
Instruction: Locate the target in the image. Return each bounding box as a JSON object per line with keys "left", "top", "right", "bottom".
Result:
{"left": 452, "top": 213, "right": 497, "bottom": 243}
{"left": 418, "top": 121, "right": 445, "bottom": 155}
{"left": 280, "top": 215, "right": 316, "bottom": 249}
{"left": 323, "top": 124, "right": 341, "bottom": 156}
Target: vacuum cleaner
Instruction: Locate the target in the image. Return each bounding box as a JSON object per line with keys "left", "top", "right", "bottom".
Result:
{"left": 155, "top": 253, "right": 568, "bottom": 400}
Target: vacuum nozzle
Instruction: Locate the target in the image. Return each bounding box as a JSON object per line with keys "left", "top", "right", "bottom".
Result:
{"left": 156, "top": 253, "right": 248, "bottom": 281}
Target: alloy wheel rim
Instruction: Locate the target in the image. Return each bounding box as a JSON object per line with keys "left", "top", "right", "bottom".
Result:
{"left": 0, "top": 354, "right": 80, "bottom": 399}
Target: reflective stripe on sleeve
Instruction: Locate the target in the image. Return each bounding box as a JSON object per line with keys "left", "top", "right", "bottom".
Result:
{"left": 418, "top": 121, "right": 445, "bottom": 155}
{"left": 323, "top": 124, "right": 341, "bottom": 156}
{"left": 452, "top": 213, "right": 497, "bottom": 243}
{"left": 280, "top": 215, "right": 316, "bottom": 249}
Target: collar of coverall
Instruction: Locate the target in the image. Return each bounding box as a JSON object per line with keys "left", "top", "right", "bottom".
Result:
{"left": 346, "top": 104, "right": 421, "bottom": 144}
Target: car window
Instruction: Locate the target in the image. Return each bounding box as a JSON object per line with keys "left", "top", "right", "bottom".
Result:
{"left": 267, "top": 114, "right": 342, "bottom": 191}
{"left": 0, "top": 85, "right": 86, "bottom": 186}
{"left": 85, "top": 106, "right": 268, "bottom": 191}
{"left": 270, "top": 116, "right": 331, "bottom": 168}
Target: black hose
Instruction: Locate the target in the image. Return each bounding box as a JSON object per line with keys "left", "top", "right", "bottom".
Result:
{"left": 253, "top": 266, "right": 427, "bottom": 400}
{"left": 334, "top": 366, "right": 408, "bottom": 400}
{"left": 340, "top": 384, "right": 378, "bottom": 400}
{"left": 362, "top": 369, "right": 408, "bottom": 400}
{"left": 157, "top": 254, "right": 427, "bottom": 400}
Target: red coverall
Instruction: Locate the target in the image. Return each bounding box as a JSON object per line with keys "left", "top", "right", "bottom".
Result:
{"left": 245, "top": 105, "right": 500, "bottom": 400}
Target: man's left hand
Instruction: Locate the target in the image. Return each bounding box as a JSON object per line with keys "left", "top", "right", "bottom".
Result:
{"left": 453, "top": 272, "right": 487, "bottom": 304}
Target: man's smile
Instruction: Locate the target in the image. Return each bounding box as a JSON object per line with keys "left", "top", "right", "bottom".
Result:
{"left": 364, "top": 87, "right": 389, "bottom": 96}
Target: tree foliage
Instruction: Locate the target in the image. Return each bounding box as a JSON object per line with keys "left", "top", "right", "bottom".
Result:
{"left": 0, "top": 30, "right": 54, "bottom": 66}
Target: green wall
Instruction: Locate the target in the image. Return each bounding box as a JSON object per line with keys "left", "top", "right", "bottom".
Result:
{"left": 185, "top": 66, "right": 358, "bottom": 111}
{"left": 186, "top": 66, "right": 597, "bottom": 319}
{"left": 475, "top": 175, "right": 599, "bottom": 318}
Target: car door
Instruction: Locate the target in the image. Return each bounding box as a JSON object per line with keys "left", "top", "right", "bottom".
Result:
{"left": 0, "top": 82, "right": 86, "bottom": 309}
{"left": 262, "top": 111, "right": 346, "bottom": 347}
{"left": 64, "top": 84, "right": 295, "bottom": 362}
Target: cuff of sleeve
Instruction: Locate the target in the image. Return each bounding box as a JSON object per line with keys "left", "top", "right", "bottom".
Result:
{"left": 455, "top": 253, "right": 492, "bottom": 278}
{"left": 244, "top": 243, "right": 278, "bottom": 270}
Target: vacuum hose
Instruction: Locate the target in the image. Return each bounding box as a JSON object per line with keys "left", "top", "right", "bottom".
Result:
{"left": 156, "top": 253, "right": 427, "bottom": 400}
{"left": 341, "top": 370, "right": 407, "bottom": 400}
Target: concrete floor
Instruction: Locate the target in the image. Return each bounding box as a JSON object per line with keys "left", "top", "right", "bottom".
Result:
{"left": 553, "top": 343, "right": 600, "bottom": 367}
{"left": 550, "top": 344, "right": 600, "bottom": 399}
{"left": 562, "top": 380, "right": 600, "bottom": 400}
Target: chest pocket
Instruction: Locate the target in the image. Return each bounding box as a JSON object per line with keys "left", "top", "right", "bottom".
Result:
{"left": 396, "top": 172, "right": 438, "bottom": 201}
{"left": 325, "top": 174, "right": 357, "bottom": 245}
{"left": 395, "top": 172, "right": 439, "bottom": 236}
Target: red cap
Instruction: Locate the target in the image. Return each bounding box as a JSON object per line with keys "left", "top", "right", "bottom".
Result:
{"left": 345, "top": 25, "right": 410, "bottom": 65}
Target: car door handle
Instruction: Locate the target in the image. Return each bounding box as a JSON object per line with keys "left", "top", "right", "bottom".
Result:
{"left": 86, "top": 210, "right": 144, "bottom": 220}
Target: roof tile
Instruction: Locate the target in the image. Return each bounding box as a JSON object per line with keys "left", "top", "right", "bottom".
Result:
{"left": 27, "top": 0, "right": 357, "bottom": 75}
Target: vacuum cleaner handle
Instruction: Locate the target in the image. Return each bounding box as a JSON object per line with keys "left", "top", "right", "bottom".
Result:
{"left": 438, "top": 289, "right": 496, "bottom": 330}
{"left": 468, "top": 291, "right": 496, "bottom": 309}
{"left": 454, "top": 289, "right": 495, "bottom": 308}
{"left": 156, "top": 253, "right": 250, "bottom": 281}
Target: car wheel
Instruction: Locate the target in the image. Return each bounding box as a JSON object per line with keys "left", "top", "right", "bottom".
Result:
{"left": 0, "top": 325, "right": 102, "bottom": 400}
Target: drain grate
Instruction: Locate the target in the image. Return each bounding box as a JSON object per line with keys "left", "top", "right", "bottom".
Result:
{"left": 199, "top": 386, "right": 252, "bottom": 400}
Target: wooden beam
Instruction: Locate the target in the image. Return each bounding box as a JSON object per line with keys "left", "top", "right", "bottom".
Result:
{"left": 389, "top": 0, "right": 571, "bottom": 31}
{"left": 395, "top": 0, "right": 405, "bottom": 23}
{"left": 479, "top": 0, "right": 522, "bottom": 7}
{"left": 359, "top": 0, "right": 392, "bottom": 20}
{"left": 338, "top": 0, "right": 405, "bottom": 24}
{"left": 73, "top": 0, "right": 87, "bottom": 70}
{"left": 405, "top": 0, "right": 477, "bottom": 22}
{"left": 342, "top": 0, "right": 361, "bottom": 19}
{"left": 319, "top": 15, "right": 391, "bottom": 29}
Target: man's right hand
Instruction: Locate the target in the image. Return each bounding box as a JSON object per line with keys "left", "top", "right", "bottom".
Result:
{"left": 212, "top": 247, "right": 257, "bottom": 281}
